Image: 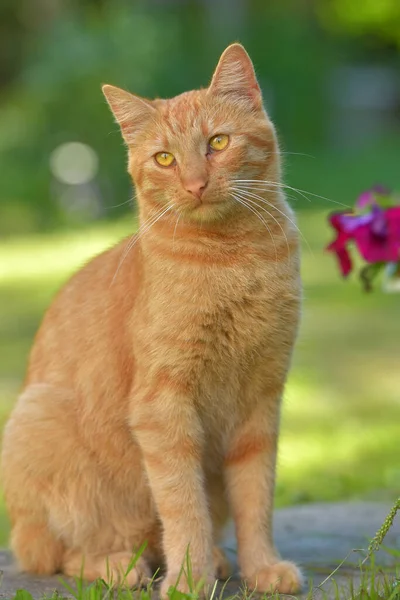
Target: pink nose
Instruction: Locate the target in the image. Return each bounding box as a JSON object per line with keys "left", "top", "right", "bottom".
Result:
{"left": 184, "top": 178, "right": 208, "bottom": 199}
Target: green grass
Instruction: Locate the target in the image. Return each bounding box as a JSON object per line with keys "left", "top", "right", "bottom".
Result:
{"left": 5, "top": 547, "right": 400, "bottom": 600}
{"left": 278, "top": 209, "right": 400, "bottom": 506}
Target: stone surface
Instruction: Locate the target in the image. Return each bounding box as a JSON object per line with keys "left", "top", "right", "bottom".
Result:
{"left": 0, "top": 502, "right": 398, "bottom": 599}
{"left": 223, "top": 501, "right": 399, "bottom": 598}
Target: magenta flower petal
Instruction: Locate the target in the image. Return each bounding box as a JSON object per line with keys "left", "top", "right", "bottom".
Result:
{"left": 326, "top": 212, "right": 354, "bottom": 276}
{"left": 326, "top": 240, "right": 353, "bottom": 276}
{"left": 353, "top": 207, "right": 400, "bottom": 263}
{"left": 339, "top": 212, "right": 373, "bottom": 233}
{"left": 356, "top": 190, "right": 374, "bottom": 209}
{"left": 329, "top": 212, "right": 353, "bottom": 238}
{"left": 370, "top": 209, "right": 388, "bottom": 239}
{"left": 356, "top": 185, "right": 391, "bottom": 210}
{"left": 336, "top": 247, "right": 352, "bottom": 276}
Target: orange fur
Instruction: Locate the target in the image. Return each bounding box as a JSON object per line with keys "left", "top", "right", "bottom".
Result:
{"left": 1, "top": 44, "right": 302, "bottom": 596}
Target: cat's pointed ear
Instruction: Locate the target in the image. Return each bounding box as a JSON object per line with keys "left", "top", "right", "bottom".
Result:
{"left": 208, "top": 44, "right": 262, "bottom": 109}
{"left": 102, "top": 84, "right": 155, "bottom": 145}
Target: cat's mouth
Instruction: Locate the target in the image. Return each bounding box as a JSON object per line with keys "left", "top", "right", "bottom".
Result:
{"left": 186, "top": 192, "right": 227, "bottom": 208}
{"left": 189, "top": 197, "right": 226, "bottom": 212}
{"left": 179, "top": 196, "right": 229, "bottom": 222}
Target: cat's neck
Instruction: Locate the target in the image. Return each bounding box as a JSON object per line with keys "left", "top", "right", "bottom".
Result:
{"left": 136, "top": 201, "right": 291, "bottom": 271}
{"left": 139, "top": 208, "right": 264, "bottom": 246}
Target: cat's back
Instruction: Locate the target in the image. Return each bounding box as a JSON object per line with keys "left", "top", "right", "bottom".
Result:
{"left": 25, "top": 235, "right": 142, "bottom": 387}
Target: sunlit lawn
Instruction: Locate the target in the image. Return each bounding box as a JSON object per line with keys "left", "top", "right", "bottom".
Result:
{"left": 0, "top": 206, "right": 399, "bottom": 547}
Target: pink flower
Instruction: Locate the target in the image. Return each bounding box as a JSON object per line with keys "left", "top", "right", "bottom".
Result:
{"left": 327, "top": 186, "right": 400, "bottom": 291}
{"left": 327, "top": 206, "right": 400, "bottom": 276}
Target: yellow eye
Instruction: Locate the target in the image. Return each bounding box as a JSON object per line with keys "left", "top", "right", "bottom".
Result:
{"left": 155, "top": 152, "right": 175, "bottom": 167}
{"left": 209, "top": 134, "right": 229, "bottom": 152}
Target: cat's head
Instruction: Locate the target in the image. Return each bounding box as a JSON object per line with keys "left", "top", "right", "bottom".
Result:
{"left": 103, "top": 44, "right": 279, "bottom": 222}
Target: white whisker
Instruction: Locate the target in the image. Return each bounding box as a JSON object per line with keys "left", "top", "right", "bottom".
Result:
{"left": 231, "top": 186, "right": 313, "bottom": 257}
{"left": 110, "top": 204, "right": 174, "bottom": 286}
{"left": 229, "top": 193, "right": 278, "bottom": 264}
{"left": 106, "top": 196, "right": 136, "bottom": 210}
{"left": 235, "top": 179, "right": 311, "bottom": 204}
{"left": 231, "top": 189, "right": 290, "bottom": 260}
{"left": 280, "top": 151, "right": 316, "bottom": 159}
{"left": 234, "top": 179, "right": 350, "bottom": 209}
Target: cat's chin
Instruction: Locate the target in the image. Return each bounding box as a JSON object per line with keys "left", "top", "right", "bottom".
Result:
{"left": 181, "top": 198, "right": 230, "bottom": 223}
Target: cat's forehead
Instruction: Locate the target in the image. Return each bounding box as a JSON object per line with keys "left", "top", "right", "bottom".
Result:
{"left": 147, "top": 88, "right": 266, "bottom": 151}
{"left": 155, "top": 90, "right": 218, "bottom": 137}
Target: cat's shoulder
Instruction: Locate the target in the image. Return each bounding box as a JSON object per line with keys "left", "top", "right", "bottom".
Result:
{"left": 49, "top": 234, "right": 141, "bottom": 309}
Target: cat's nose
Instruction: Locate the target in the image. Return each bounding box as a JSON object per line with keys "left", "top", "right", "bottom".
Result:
{"left": 184, "top": 177, "right": 208, "bottom": 199}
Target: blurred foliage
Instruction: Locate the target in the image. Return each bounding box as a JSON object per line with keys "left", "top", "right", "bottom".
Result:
{"left": 0, "top": 0, "right": 399, "bottom": 233}
{"left": 318, "top": 0, "right": 400, "bottom": 47}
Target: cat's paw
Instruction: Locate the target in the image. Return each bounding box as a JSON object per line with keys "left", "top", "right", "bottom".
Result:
{"left": 100, "top": 553, "right": 151, "bottom": 588}
{"left": 213, "top": 546, "right": 231, "bottom": 580}
{"left": 160, "top": 572, "right": 216, "bottom": 599}
{"left": 63, "top": 550, "right": 151, "bottom": 588}
{"left": 245, "top": 560, "right": 303, "bottom": 595}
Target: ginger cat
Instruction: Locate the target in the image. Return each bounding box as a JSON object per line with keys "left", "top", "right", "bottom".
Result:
{"left": 1, "top": 44, "right": 302, "bottom": 596}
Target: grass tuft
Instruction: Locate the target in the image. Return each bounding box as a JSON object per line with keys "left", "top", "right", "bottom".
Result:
{"left": 368, "top": 498, "right": 400, "bottom": 556}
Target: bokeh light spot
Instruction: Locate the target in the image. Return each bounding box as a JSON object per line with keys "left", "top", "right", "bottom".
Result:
{"left": 50, "top": 142, "right": 99, "bottom": 185}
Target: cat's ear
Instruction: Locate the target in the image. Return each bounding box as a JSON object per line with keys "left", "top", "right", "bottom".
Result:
{"left": 208, "top": 44, "right": 262, "bottom": 109}
{"left": 102, "top": 84, "right": 156, "bottom": 145}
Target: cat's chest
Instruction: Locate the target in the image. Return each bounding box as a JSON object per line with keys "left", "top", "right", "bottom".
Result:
{"left": 139, "top": 261, "right": 287, "bottom": 368}
{"left": 189, "top": 276, "right": 269, "bottom": 356}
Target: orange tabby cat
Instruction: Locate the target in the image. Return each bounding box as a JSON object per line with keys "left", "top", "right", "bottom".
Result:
{"left": 1, "top": 44, "right": 302, "bottom": 596}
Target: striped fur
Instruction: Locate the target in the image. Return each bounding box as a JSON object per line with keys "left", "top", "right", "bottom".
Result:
{"left": 1, "top": 44, "right": 302, "bottom": 596}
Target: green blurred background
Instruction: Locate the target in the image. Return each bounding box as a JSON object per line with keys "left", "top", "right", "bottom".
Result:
{"left": 0, "top": 0, "right": 399, "bottom": 545}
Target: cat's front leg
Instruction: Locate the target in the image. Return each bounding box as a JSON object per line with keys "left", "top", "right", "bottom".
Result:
{"left": 130, "top": 381, "right": 214, "bottom": 597}
{"left": 224, "top": 397, "right": 303, "bottom": 595}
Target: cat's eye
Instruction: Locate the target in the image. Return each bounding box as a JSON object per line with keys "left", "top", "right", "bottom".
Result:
{"left": 209, "top": 134, "right": 229, "bottom": 152}
{"left": 155, "top": 152, "right": 175, "bottom": 167}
